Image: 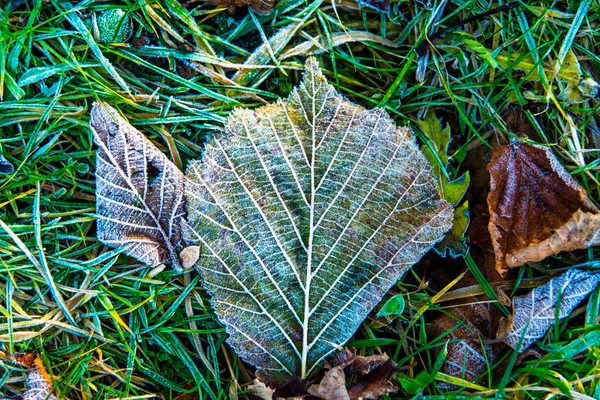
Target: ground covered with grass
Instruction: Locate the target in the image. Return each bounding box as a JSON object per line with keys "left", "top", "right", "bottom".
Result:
{"left": 1, "top": 0, "right": 600, "bottom": 399}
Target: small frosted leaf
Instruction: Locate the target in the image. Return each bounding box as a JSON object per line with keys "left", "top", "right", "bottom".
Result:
{"left": 91, "top": 102, "right": 186, "bottom": 269}
{"left": 185, "top": 58, "right": 453, "bottom": 381}
{"left": 498, "top": 269, "right": 600, "bottom": 352}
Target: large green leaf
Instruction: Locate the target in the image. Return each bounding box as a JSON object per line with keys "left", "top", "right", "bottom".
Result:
{"left": 185, "top": 58, "right": 453, "bottom": 381}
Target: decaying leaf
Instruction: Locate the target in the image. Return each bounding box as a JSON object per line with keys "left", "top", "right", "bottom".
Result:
{"left": 487, "top": 141, "right": 600, "bottom": 276}
{"left": 428, "top": 302, "right": 496, "bottom": 388}
{"left": 307, "top": 350, "right": 397, "bottom": 400}
{"left": 0, "top": 353, "right": 59, "bottom": 400}
{"left": 248, "top": 379, "right": 276, "bottom": 400}
{"left": 497, "top": 269, "right": 600, "bottom": 352}
{"left": 180, "top": 245, "right": 201, "bottom": 269}
{"left": 185, "top": 58, "right": 453, "bottom": 381}
{"left": 204, "top": 0, "right": 275, "bottom": 15}
{"left": 91, "top": 102, "right": 186, "bottom": 270}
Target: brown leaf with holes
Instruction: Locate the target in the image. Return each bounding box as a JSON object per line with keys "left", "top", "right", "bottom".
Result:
{"left": 203, "top": 0, "right": 275, "bottom": 14}
{"left": 487, "top": 141, "right": 600, "bottom": 276}
{"left": 428, "top": 302, "right": 497, "bottom": 388}
{"left": 307, "top": 350, "right": 397, "bottom": 400}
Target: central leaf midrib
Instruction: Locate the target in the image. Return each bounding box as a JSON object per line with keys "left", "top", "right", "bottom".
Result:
{"left": 301, "top": 70, "right": 319, "bottom": 379}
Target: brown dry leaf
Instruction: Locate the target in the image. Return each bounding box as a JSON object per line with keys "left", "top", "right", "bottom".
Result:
{"left": 487, "top": 141, "right": 600, "bottom": 276}
{"left": 308, "top": 366, "right": 349, "bottom": 400}
{"left": 248, "top": 378, "right": 276, "bottom": 400}
{"left": 5, "top": 353, "right": 60, "bottom": 400}
{"left": 91, "top": 102, "right": 187, "bottom": 270}
{"left": 307, "top": 350, "right": 397, "bottom": 400}
{"left": 203, "top": 0, "right": 275, "bottom": 14}
{"left": 428, "top": 302, "right": 496, "bottom": 388}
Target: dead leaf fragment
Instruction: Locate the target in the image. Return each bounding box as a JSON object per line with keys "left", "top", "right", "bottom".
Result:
{"left": 497, "top": 268, "right": 600, "bottom": 352}
{"left": 5, "top": 353, "right": 60, "bottom": 400}
{"left": 307, "top": 350, "right": 397, "bottom": 400}
{"left": 180, "top": 245, "right": 201, "bottom": 269}
{"left": 248, "top": 378, "right": 275, "bottom": 400}
{"left": 487, "top": 141, "right": 600, "bottom": 276}
{"left": 428, "top": 303, "right": 496, "bottom": 388}
{"left": 91, "top": 102, "right": 186, "bottom": 270}
{"left": 308, "top": 367, "right": 349, "bottom": 400}
{"left": 203, "top": 0, "right": 275, "bottom": 14}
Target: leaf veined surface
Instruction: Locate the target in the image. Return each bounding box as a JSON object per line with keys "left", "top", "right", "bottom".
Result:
{"left": 185, "top": 58, "right": 453, "bottom": 380}
{"left": 91, "top": 102, "right": 186, "bottom": 269}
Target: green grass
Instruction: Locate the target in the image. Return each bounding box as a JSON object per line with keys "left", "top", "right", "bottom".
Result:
{"left": 1, "top": 0, "right": 600, "bottom": 398}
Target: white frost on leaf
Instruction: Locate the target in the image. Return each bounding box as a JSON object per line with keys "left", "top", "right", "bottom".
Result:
{"left": 499, "top": 268, "right": 600, "bottom": 352}
{"left": 185, "top": 58, "right": 453, "bottom": 381}
{"left": 91, "top": 102, "right": 186, "bottom": 269}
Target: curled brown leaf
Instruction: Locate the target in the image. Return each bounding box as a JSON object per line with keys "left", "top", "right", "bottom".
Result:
{"left": 307, "top": 350, "right": 397, "bottom": 400}
{"left": 487, "top": 141, "right": 600, "bottom": 276}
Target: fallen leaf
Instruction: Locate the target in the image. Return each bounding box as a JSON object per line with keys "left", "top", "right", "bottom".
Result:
{"left": 5, "top": 353, "right": 60, "bottom": 400}
{"left": 94, "top": 9, "right": 131, "bottom": 44}
{"left": 307, "top": 350, "right": 397, "bottom": 400}
{"left": 185, "top": 58, "right": 453, "bottom": 381}
{"left": 204, "top": 0, "right": 275, "bottom": 15}
{"left": 497, "top": 268, "right": 600, "bottom": 352}
{"left": 307, "top": 366, "right": 349, "bottom": 399}
{"left": 91, "top": 102, "right": 186, "bottom": 270}
{"left": 248, "top": 378, "right": 275, "bottom": 400}
{"left": 428, "top": 302, "right": 496, "bottom": 388}
{"left": 487, "top": 141, "right": 600, "bottom": 276}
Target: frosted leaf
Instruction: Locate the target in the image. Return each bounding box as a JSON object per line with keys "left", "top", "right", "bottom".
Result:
{"left": 185, "top": 58, "right": 453, "bottom": 381}
{"left": 91, "top": 102, "right": 186, "bottom": 269}
{"left": 498, "top": 269, "right": 600, "bottom": 352}
{"left": 1, "top": 354, "right": 60, "bottom": 400}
